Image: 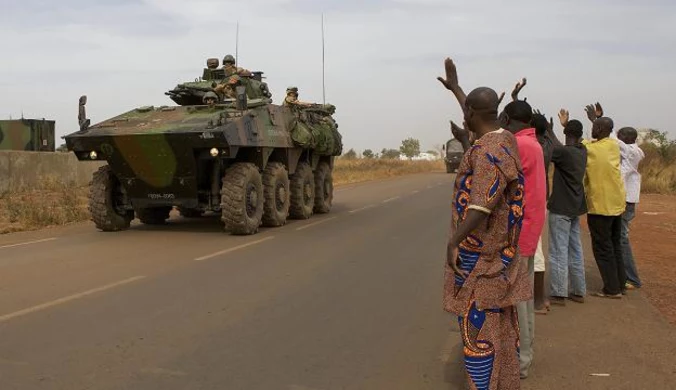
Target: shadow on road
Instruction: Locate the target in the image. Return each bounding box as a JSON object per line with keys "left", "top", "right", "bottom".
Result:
{"left": 127, "top": 204, "right": 352, "bottom": 234}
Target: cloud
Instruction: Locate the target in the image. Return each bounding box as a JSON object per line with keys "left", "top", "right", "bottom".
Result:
{"left": 0, "top": 0, "right": 674, "bottom": 152}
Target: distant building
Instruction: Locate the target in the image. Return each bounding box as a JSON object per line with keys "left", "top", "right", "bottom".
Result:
{"left": 0, "top": 118, "right": 56, "bottom": 152}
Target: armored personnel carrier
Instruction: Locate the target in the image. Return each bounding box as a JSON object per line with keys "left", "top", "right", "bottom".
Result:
{"left": 63, "top": 58, "right": 342, "bottom": 235}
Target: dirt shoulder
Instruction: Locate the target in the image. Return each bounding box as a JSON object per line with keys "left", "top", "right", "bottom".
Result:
{"left": 628, "top": 194, "right": 676, "bottom": 324}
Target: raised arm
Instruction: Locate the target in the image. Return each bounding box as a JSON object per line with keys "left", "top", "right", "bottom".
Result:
{"left": 584, "top": 102, "right": 604, "bottom": 123}
{"left": 451, "top": 120, "right": 472, "bottom": 152}
{"left": 437, "top": 58, "right": 467, "bottom": 110}
{"left": 511, "top": 77, "right": 527, "bottom": 101}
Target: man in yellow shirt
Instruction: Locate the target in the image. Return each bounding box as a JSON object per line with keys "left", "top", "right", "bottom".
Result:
{"left": 582, "top": 115, "right": 627, "bottom": 299}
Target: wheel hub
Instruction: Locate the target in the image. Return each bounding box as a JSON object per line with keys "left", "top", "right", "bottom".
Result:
{"left": 303, "top": 182, "right": 312, "bottom": 204}
{"left": 275, "top": 182, "right": 286, "bottom": 211}
{"left": 246, "top": 183, "right": 258, "bottom": 217}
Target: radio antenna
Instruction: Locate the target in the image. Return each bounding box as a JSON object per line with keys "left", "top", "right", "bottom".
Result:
{"left": 235, "top": 21, "right": 240, "bottom": 67}
{"left": 321, "top": 14, "right": 326, "bottom": 105}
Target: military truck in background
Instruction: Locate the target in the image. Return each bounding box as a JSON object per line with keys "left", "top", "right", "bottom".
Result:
{"left": 0, "top": 119, "right": 56, "bottom": 152}
{"left": 443, "top": 138, "right": 464, "bottom": 173}
{"left": 63, "top": 57, "right": 342, "bottom": 235}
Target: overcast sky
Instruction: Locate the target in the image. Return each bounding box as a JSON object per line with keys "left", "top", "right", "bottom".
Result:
{"left": 1, "top": 0, "right": 674, "bottom": 153}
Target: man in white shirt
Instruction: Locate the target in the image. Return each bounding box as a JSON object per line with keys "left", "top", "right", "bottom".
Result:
{"left": 616, "top": 127, "right": 645, "bottom": 289}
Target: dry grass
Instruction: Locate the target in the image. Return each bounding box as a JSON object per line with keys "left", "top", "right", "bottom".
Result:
{"left": 333, "top": 158, "right": 445, "bottom": 185}
{"left": 0, "top": 176, "right": 90, "bottom": 234}
{"left": 639, "top": 144, "right": 676, "bottom": 194}
{"left": 0, "top": 159, "right": 444, "bottom": 234}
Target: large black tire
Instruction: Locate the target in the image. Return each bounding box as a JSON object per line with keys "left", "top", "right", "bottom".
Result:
{"left": 262, "top": 162, "right": 290, "bottom": 227}
{"left": 313, "top": 162, "right": 333, "bottom": 214}
{"left": 289, "top": 162, "right": 315, "bottom": 220}
{"left": 220, "top": 162, "right": 264, "bottom": 235}
{"left": 137, "top": 207, "right": 172, "bottom": 225}
{"left": 88, "top": 165, "right": 134, "bottom": 232}
{"left": 178, "top": 207, "right": 204, "bottom": 218}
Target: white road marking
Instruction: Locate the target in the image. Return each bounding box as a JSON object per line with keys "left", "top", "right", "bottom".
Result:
{"left": 0, "top": 237, "right": 57, "bottom": 250}
{"left": 295, "top": 217, "right": 338, "bottom": 231}
{"left": 194, "top": 236, "right": 275, "bottom": 261}
{"left": 349, "top": 205, "right": 376, "bottom": 214}
{"left": 382, "top": 196, "right": 401, "bottom": 203}
{"left": 0, "top": 276, "right": 147, "bottom": 324}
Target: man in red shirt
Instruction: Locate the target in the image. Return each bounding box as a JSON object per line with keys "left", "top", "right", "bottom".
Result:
{"left": 502, "top": 100, "right": 547, "bottom": 379}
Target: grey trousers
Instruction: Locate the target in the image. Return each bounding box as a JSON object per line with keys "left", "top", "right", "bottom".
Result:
{"left": 516, "top": 255, "right": 535, "bottom": 378}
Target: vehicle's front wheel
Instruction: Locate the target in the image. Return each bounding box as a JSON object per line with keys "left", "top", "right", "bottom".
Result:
{"left": 88, "top": 166, "right": 134, "bottom": 232}
{"left": 220, "top": 162, "right": 264, "bottom": 235}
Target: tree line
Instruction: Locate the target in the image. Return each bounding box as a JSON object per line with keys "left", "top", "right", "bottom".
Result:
{"left": 341, "top": 137, "right": 443, "bottom": 160}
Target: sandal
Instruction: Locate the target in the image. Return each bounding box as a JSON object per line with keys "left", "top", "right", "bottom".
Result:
{"left": 569, "top": 295, "right": 585, "bottom": 304}
{"left": 550, "top": 296, "right": 566, "bottom": 306}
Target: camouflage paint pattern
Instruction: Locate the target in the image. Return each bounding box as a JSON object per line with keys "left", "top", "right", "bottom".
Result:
{"left": 0, "top": 119, "right": 55, "bottom": 151}
{"left": 63, "top": 68, "right": 342, "bottom": 209}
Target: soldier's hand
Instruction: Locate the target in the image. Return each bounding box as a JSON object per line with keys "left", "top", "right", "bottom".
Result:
{"left": 437, "top": 58, "right": 459, "bottom": 91}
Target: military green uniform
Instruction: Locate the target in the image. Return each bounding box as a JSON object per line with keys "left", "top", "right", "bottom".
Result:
{"left": 221, "top": 54, "right": 252, "bottom": 77}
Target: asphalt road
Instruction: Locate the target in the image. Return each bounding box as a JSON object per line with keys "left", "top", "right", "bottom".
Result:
{"left": 1, "top": 173, "right": 674, "bottom": 390}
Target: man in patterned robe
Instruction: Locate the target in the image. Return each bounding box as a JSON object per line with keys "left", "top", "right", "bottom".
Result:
{"left": 438, "top": 58, "right": 531, "bottom": 390}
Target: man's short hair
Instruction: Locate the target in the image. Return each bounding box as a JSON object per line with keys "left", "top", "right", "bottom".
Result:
{"left": 617, "top": 127, "right": 638, "bottom": 143}
{"left": 563, "top": 120, "right": 584, "bottom": 139}
{"left": 504, "top": 100, "right": 533, "bottom": 124}
{"left": 532, "top": 114, "right": 548, "bottom": 137}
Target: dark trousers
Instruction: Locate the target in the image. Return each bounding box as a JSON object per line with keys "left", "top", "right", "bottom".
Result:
{"left": 587, "top": 214, "right": 626, "bottom": 295}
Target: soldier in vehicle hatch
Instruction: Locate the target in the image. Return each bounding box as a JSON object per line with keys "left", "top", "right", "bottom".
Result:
{"left": 202, "top": 91, "right": 219, "bottom": 106}
{"left": 283, "top": 87, "right": 313, "bottom": 107}
{"left": 222, "top": 54, "right": 252, "bottom": 77}
{"left": 206, "top": 58, "right": 220, "bottom": 70}
{"left": 213, "top": 75, "right": 241, "bottom": 99}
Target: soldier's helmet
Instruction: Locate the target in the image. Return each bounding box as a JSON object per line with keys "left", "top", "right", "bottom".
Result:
{"left": 286, "top": 87, "right": 299, "bottom": 96}
{"left": 206, "top": 58, "right": 219, "bottom": 69}
{"left": 222, "top": 54, "right": 236, "bottom": 65}
{"left": 202, "top": 91, "right": 219, "bottom": 104}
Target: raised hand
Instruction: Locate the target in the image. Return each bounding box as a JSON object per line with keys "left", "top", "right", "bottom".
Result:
{"left": 594, "top": 102, "right": 604, "bottom": 118}
{"left": 559, "top": 109, "right": 570, "bottom": 127}
{"left": 437, "top": 57, "right": 459, "bottom": 91}
{"left": 584, "top": 104, "right": 597, "bottom": 123}
{"left": 511, "top": 77, "right": 527, "bottom": 101}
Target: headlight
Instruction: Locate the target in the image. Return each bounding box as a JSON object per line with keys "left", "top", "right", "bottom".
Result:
{"left": 89, "top": 151, "right": 98, "bottom": 160}
{"left": 209, "top": 148, "right": 219, "bottom": 157}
